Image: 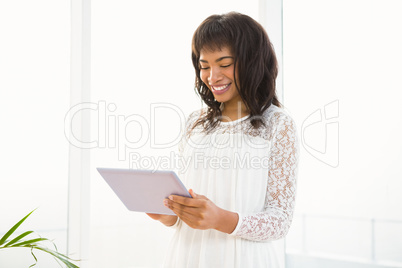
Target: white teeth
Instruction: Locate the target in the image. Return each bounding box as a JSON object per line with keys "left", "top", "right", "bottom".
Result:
{"left": 213, "top": 84, "right": 228, "bottom": 91}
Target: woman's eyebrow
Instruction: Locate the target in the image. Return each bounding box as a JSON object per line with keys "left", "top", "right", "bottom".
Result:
{"left": 199, "top": 56, "right": 234, "bottom": 63}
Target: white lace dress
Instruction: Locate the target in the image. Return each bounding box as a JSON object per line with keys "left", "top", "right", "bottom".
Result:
{"left": 164, "top": 104, "right": 300, "bottom": 268}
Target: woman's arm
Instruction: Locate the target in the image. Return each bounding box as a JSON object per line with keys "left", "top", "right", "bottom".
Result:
{"left": 230, "top": 112, "right": 300, "bottom": 241}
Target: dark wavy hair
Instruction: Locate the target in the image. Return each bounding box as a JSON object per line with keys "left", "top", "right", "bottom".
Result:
{"left": 191, "top": 12, "right": 282, "bottom": 132}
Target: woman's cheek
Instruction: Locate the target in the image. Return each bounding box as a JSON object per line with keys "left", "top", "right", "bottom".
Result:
{"left": 201, "top": 73, "right": 209, "bottom": 87}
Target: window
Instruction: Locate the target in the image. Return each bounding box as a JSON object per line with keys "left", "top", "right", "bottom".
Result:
{"left": 0, "top": 1, "right": 70, "bottom": 267}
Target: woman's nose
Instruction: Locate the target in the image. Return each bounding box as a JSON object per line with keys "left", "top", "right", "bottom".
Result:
{"left": 208, "top": 67, "right": 222, "bottom": 84}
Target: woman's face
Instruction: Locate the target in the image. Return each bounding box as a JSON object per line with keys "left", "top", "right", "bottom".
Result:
{"left": 199, "top": 46, "right": 242, "bottom": 108}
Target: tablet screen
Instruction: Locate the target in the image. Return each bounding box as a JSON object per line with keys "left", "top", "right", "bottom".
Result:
{"left": 97, "top": 168, "right": 191, "bottom": 215}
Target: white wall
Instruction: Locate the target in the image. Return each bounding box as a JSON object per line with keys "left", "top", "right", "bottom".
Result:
{"left": 283, "top": 0, "right": 402, "bottom": 267}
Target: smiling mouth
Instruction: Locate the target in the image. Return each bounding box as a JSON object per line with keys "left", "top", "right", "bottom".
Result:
{"left": 212, "top": 83, "right": 230, "bottom": 91}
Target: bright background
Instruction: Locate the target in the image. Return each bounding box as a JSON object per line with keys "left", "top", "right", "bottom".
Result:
{"left": 283, "top": 1, "right": 402, "bottom": 267}
{"left": 0, "top": 0, "right": 70, "bottom": 267}
{"left": 0, "top": 0, "right": 401, "bottom": 267}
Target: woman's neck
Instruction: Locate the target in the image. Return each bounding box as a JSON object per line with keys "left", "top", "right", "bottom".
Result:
{"left": 220, "top": 101, "right": 249, "bottom": 122}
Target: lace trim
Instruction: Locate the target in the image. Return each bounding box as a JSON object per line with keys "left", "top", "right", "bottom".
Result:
{"left": 183, "top": 107, "right": 282, "bottom": 140}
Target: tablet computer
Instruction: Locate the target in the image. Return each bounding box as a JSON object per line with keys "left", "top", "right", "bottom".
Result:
{"left": 97, "top": 168, "right": 191, "bottom": 215}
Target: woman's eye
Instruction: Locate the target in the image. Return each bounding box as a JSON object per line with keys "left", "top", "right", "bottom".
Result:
{"left": 221, "top": 64, "right": 232, "bottom": 68}
{"left": 200, "top": 66, "right": 210, "bottom": 70}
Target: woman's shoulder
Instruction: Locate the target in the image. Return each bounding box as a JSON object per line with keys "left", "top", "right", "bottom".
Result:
{"left": 262, "top": 104, "right": 297, "bottom": 127}
{"left": 187, "top": 107, "right": 207, "bottom": 122}
{"left": 255, "top": 104, "right": 298, "bottom": 142}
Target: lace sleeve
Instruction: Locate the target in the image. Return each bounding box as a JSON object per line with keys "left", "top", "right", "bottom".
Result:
{"left": 230, "top": 112, "right": 300, "bottom": 242}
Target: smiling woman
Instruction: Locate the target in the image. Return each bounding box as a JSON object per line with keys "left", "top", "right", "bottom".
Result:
{"left": 191, "top": 12, "right": 281, "bottom": 132}
{"left": 147, "top": 12, "right": 300, "bottom": 268}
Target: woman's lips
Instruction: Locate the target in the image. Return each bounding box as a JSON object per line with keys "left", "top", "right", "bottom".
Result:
{"left": 211, "top": 83, "right": 231, "bottom": 95}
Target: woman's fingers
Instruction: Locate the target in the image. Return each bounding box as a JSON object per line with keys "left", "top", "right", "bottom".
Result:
{"left": 167, "top": 202, "right": 209, "bottom": 229}
{"left": 169, "top": 195, "right": 197, "bottom": 207}
{"left": 189, "top": 189, "right": 197, "bottom": 198}
{"left": 165, "top": 198, "right": 200, "bottom": 216}
{"left": 168, "top": 189, "right": 207, "bottom": 207}
{"left": 189, "top": 189, "right": 208, "bottom": 200}
{"left": 163, "top": 189, "right": 221, "bottom": 230}
{"left": 146, "top": 213, "right": 162, "bottom": 220}
{"left": 146, "top": 212, "right": 178, "bottom": 227}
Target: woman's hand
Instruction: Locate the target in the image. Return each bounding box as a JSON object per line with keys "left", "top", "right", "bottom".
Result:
{"left": 164, "top": 189, "right": 239, "bottom": 233}
{"left": 146, "top": 213, "right": 178, "bottom": 227}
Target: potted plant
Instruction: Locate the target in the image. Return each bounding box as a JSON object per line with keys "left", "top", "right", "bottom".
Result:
{"left": 0, "top": 209, "right": 79, "bottom": 268}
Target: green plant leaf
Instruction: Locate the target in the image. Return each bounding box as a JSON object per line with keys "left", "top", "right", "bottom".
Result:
{"left": 29, "top": 247, "right": 38, "bottom": 268}
{"left": 0, "top": 209, "right": 36, "bottom": 246}
{"left": 3, "top": 231, "right": 34, "bottom": 247}
{"left": 0, "top": 209, "right": 80, "bottom": 267}
{"left": 11, "top": 238, "right": 49, "bottom": 247}
{"left": 30, "top": 245, "right": 80, "bottom": 268}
